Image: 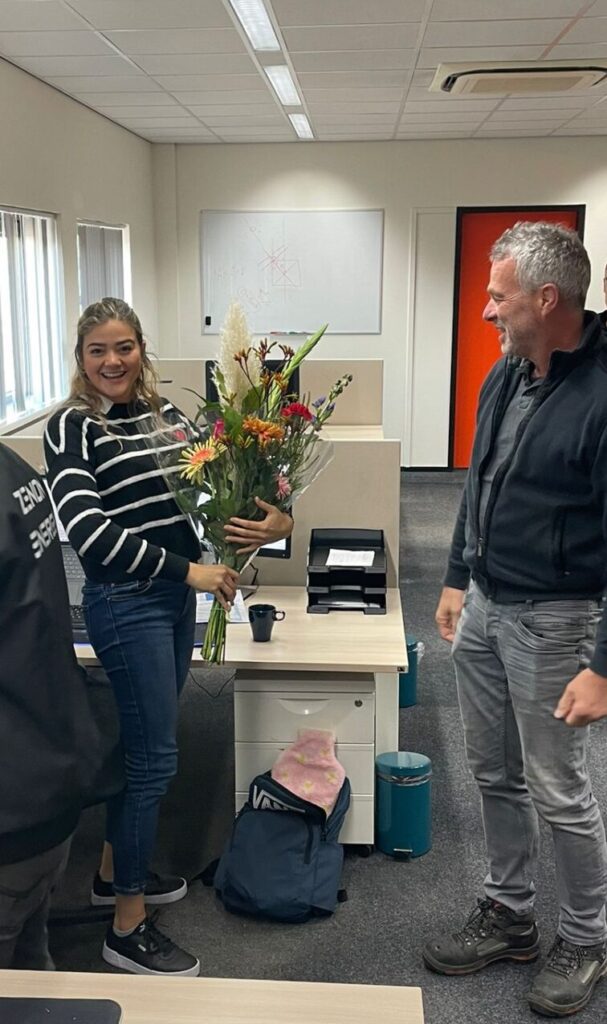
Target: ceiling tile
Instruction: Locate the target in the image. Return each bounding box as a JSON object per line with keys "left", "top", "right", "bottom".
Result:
{"left": 298, "top": 70, "right": 409, "bottom": 89}
{"left": 283, "top": 24, "right": 420, "bottom": 51}
{"left": 499, "top": 96, "right": 601, "bottom": 109}
{"left": 399, "top": 120, "right": 484, "bottom": 131}
{"left": 134, "top": 54, "right": 255, "bottom": 75}
{"left": 13, "top": 54, "right": 140, "bottom": 76}
{"left": 396, "top": 131, "right": 472, "bottom": 138}
{"left": 0, "top": 2, "right": 84, "bottom": 32}
{"left": 478, "top": 119, "right": 561, "bottom": 129}
{"left": 0, "top": 31, "right": 113, "bottom": 57}
{"left": 199, "top": 113, "right": 285, "bottom": 125}
{"left": 555, "top": 16, "right": 607, "bottom": 44}
{"left": 305, "top": 100, "right": 401, "bottom": 113}
{"left": 170, "top": 79, "right": 266, "bottom": 100}
{"left": 316, "top": 133, "right": 394, "bottom": 141}
{"left": 173, "top": 102, "right": 279, "bottom": 116}
{"left": 399, "top": 110, "right": 485, "bottom": 123}
{"left": 430, "top": 0, "right": 590, "bottom": 17}
{"left": 549, "top": 42, "right": 607, "bottom": 59}
{"left": 313, "top": 112, "right": 397, "bottom": 124}
{"left": 103, "top": 28, "right": 245, "bottom": 55}
{"left": 403, "top": 99, "right": 498, "bottom": 113}
{"left": 424, "top": 19, "right": 569, "bottom": 47}
{"left": 272, "top": 0, "right": 425, "bottom": 26}
{"left": 292, "top": 49, "right": 416, "bottom": 72}
{"left": 47, "top": 75, "right": 162, "bottom": 92}
{"left": 489, "top": 107, "right": 578, "bottom": 120}
{"left": 95, "top": 104, "right": 190, "bottom": 118}
{"left": 183, "top": 91, "right": 275, "bottom": 106}
{"left": 216, "top": 125, "right": 292, "bottom": 134}
{"left": 66, "top": 0, "right": 233, "bottom": 31}
{"left": 417, "top": 45, "right": 544, "bottom": 67}
{"left": 114, "top": 115, "right": 202, "bottom": 127}
{"left": 215, "top": 134, "right": 293, "bottom": 142}
{"left": 73, "top": 91, "right": 178, "bottom": 105}
{"left": 302, "top": 87, "right": 404, "bottom": 102}
{"left": 142, "top": 126, "right": 216, "bottom": 136}
{"left": 554, "top": 125, "right": 607, "bottom": 134}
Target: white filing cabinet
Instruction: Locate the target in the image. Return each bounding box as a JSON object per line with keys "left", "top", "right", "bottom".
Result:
{"left": 234, "top": 671, "right": 375, "bottom": 844}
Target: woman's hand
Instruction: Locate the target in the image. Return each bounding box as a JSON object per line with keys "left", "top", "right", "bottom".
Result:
{"left": 224, "top": 496, "right": 294, "bottom": 555}
{"left": 186, "top": 562, "right": 239, "bottom": 610}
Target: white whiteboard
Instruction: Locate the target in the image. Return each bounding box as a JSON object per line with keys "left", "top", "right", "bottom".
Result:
{"left": 200, "top": 209, "right": 383, "bottom": 334}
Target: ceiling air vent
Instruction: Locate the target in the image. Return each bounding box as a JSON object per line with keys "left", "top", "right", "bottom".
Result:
{"left": 430, "top": 62, "right": 607, "bottom": 96}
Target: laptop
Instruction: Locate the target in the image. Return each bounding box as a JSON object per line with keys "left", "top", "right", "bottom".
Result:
{"left": 58, "top": 522, "right": 207, "bottom": 646}
{"left": 0, "top": 998, "right": 122, "bottom": 1023}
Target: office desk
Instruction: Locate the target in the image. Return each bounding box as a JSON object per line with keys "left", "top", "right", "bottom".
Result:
{"left": 76, "top": 587, "right": 407, "bottom": 844}
{"left": 0, "top": 970, "right": 424, "bottom": 1024}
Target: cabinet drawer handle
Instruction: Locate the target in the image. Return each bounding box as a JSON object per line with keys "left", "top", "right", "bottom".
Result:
{"left": 277, "top": 699, "right": 329, "bottom": 715}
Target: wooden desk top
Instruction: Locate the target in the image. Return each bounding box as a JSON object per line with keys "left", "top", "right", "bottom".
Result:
{"left": 221, "top": 587, "right": 407, "bottom": 673}
{"left": 76, "top": 587, "right": 408, "bottom": 675}
{"left": 0, "top": 971, "right": 424, "bottom": 1024}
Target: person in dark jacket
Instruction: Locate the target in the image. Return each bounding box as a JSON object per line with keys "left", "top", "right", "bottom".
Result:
{"left": 423, "top": 222, "right": 607, "bottom": 1018}
{"left": 0, "top": 443, "right": 101, "bottom": 969}
{"left": 599, "top": 262, "right": 607, "bottom": 329}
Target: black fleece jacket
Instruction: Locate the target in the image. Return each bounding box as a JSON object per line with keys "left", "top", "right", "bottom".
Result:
{"left": 445, "top": 311, "right": 607, "bottom": 675}
{"left": 0, "top": 444, "right": 101, "bottom": 864}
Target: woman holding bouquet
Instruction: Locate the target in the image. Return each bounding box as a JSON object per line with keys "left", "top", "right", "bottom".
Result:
{"left": 44, "top": 297, "right": 292, "bottom": 978}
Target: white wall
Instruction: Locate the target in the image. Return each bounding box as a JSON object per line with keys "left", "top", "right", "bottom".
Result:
{"left": 0, "top": 57, "right": 157, "bottom": 374}
{"left": 152, "top": 138, "right": 607, "bottom": 466}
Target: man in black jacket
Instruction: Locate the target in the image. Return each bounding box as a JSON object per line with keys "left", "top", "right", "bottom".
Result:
{"left": 0, "top": 443, "right": 100, "bottom": 969}
{"left": 423, "top": 222, "right": 607, "bottom": 1018}
{"left": 599, "top": 262, "right": 607, "bottom": 329}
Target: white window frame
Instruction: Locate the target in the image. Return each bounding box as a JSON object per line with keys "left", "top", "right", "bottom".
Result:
{"left": 77, "top": 220, "right": 131, "bottom": 311}
{"left": 0, "top": 205, "right": 66, "bottom": 431}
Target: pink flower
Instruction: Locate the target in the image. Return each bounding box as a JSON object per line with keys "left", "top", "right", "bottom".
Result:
{"left": 212, "top": 419, "right": 226, "bottom": 439}
{"left": 174, "top": 429, "right": 187, "bottom": 441}
{"left": 276, "top": 473, "right": 292, "bottom": 498}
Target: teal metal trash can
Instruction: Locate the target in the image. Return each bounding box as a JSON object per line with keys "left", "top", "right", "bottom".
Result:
{"left": 375, "top": 751, "right": 432, "bottom": 858}
{"left": 399, "top": 637, "right": 425, "bottom": 708}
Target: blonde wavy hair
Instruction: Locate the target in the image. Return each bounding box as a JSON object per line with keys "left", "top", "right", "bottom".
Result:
{"left": 65, "top": 297, "right": 163, "bottom": 419}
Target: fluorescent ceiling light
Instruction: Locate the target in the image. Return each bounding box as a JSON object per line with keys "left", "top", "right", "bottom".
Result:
{"left": 289, "top": 114, "right": 313, "bottom": 139}
{"left": 228, "top": 0, "right": 280, "bottom": 51}
{"left": 265, "top": 65, "right": 301, "bottom": 106}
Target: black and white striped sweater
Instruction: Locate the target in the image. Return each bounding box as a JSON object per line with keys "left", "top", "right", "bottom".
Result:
{"left": 44, "top": 399, "right": 200, "bottom": 584}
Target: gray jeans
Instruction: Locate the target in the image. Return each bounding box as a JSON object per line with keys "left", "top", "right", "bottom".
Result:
{"left": 0, "top": 837, "right": 71, "bottom": 969}
{"left": 452, "top": 581, "right": 607, "bottom": 945}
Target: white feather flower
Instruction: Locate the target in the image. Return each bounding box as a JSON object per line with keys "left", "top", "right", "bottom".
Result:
{"left": 214, "top": 302, "right": 261, "bottom": 409}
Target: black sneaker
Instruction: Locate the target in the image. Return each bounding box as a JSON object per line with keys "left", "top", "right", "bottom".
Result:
{"left": 422, "top": 898, "right": 540, "bottom": 975}
{"left": 527, "top": 936, "right": 607, "bottom": 1017}
{"left": 91, "top": 871, "right": 187, "bottom": 907}
{"left": 102, "top": 916, "right": 200, "bottom": 976}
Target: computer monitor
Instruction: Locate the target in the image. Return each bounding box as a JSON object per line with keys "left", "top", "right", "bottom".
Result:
{"left": 193, "top": 493, "right": 290, "bottom": 560}
{"left": 205, "top": 359, "right": 300, "bottom": 408}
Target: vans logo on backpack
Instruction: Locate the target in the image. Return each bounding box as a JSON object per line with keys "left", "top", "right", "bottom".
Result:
{"left": 251, "top": 785, "right": 305, "bottom": 813}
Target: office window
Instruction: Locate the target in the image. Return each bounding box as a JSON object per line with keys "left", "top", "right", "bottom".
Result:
{"left": 77, "top": 221, "right": 131, "bottom": 310}
{"left": 0, "top": 207, "right": 64, "bottom": 428}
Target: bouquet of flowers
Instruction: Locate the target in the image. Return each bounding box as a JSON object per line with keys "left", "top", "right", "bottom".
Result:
{"left": 154, "top": 302, "right": 352, "bottom": 663}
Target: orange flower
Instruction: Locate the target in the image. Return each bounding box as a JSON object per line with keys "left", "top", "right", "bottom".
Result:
{"left": 242, "top": 416, "right": 285, "bottom": 444}
{"left": 179, "top": 441, "right": 221, "bottom": 482}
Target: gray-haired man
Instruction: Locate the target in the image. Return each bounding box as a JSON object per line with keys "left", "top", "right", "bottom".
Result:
{"left": 424, "top": 222, "right": 607, "bottom": 1017}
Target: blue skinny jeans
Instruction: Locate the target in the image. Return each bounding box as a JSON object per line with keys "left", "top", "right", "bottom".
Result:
{"left": 82, "top": 577, "right": 195, "bottom": 895}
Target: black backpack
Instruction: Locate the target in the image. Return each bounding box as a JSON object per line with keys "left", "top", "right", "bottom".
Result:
{"left": 214, "top": 771, "right": 351, "bottom": 923}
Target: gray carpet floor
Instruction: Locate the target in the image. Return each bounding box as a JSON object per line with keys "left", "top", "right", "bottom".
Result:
{"left": 49, "top": 471, "right": 607, "bottom": 1023}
